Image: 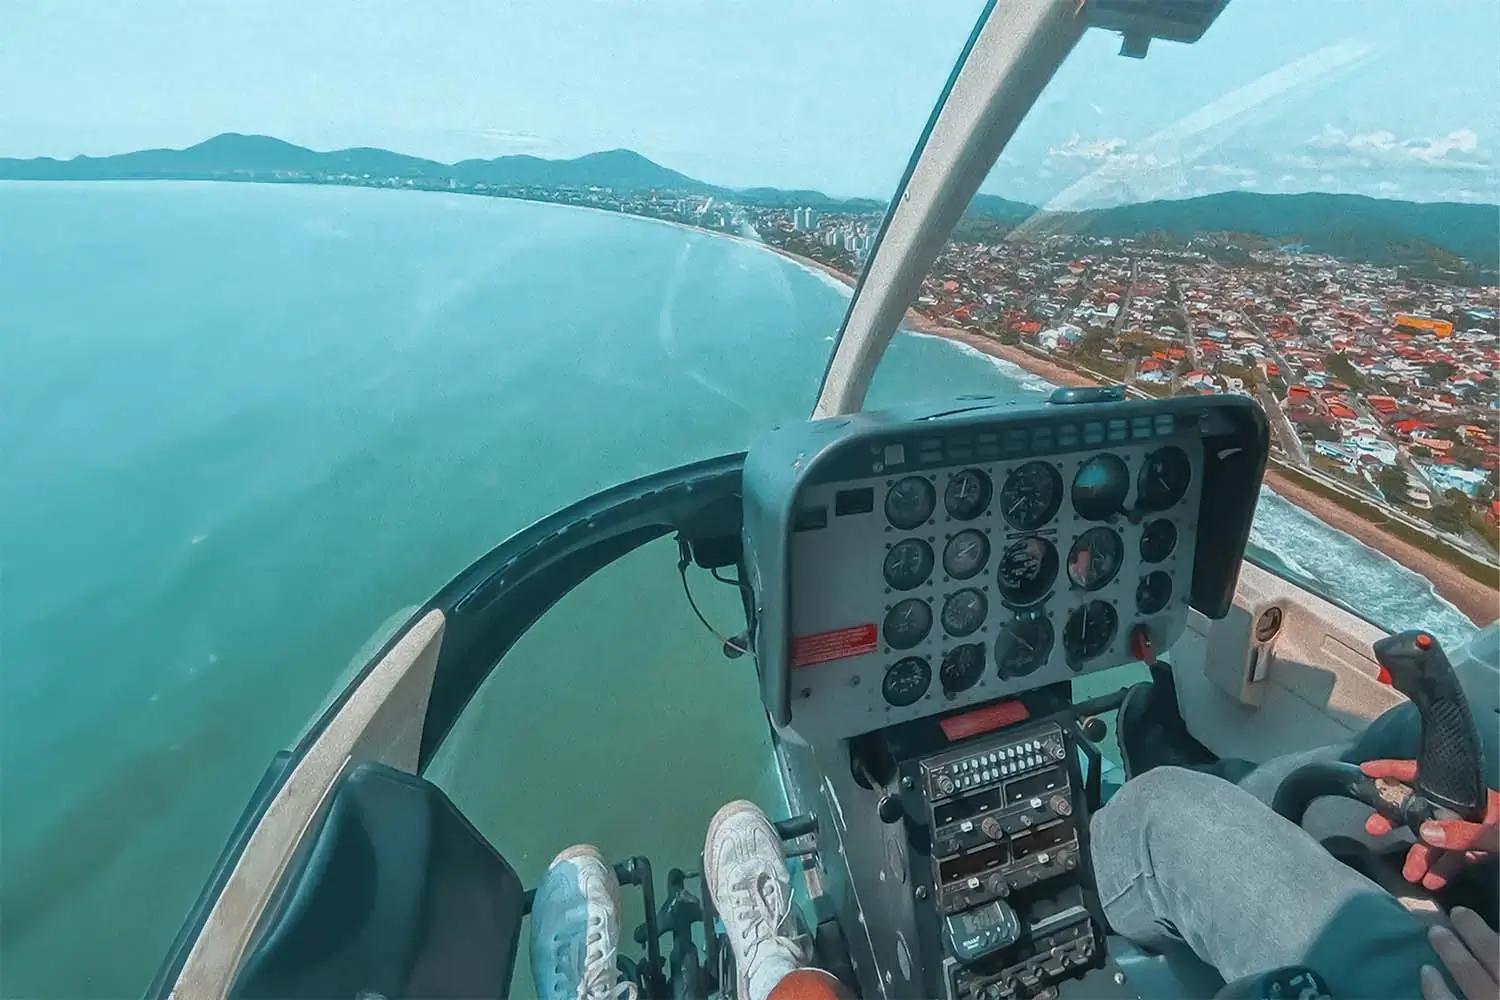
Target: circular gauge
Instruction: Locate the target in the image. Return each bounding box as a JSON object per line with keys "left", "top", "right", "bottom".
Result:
{"left": 1140, "top": 519, "right": 1177, "bottom": 563}
{"left": 883, "top": 656, "right": 932, "bottom": 707}
{"left": 883, "top": 538, "right": 934, "bottom": 591}
{"left": 942, "top": 530, "right": 990, "bottom": 580}
{"left": 885, "top": 476, "right": 936, "bottom": 530}
{"left": 1072, "top": 454, "right": 1130, "bottom": 521}
{"left": 941, "top": 588, "right": 988, "bottom": 637}
{"left": 883, "top": 598, "right": 933, "bottom": 650}
{"left": 999, "top": 461, "right": 1063, "bottom": 531}
{"left": 995, "top": 617, "right": 1055, "bottom": 678}
{"left": 1064, "top": 601, "right": 1118, "bottom": 664}
{"left": 1137, "top": 571, "right": 1173, "bottom": 614}
{"left": 944, "top": 469, "right": 992, "bottom": 520}
{"left": 1067, "top": 527, "right": 1124, "bottom": 592}
{"left": 996, "top": 537, "right": 1059, "bottom": 606}
{"left": 1137, "top": 446, "right": 1192, "bottom": 511}
{"left": 940, "top": 643, "right": 986, "bottom": 694}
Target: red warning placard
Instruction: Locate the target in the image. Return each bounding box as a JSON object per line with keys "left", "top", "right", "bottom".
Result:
{"left": 791, "top": 623, "right": 878, "bottom": 668}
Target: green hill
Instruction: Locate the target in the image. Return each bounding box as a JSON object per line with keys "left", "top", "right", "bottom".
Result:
{"left": 4, "top": 134, "right": 1494, "bottom": 273}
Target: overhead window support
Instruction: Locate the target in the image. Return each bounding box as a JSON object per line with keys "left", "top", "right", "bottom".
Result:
{"left": 812, "top": 0, "right": 1231, "bottom": 418}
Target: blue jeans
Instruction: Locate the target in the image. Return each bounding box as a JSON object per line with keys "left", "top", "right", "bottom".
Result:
{"left": 1091, "top": 765, "right": 1442, "bottom": 997}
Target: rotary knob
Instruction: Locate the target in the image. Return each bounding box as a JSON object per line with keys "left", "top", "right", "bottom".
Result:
{"left": 980, "top": 816, "right": 1004, "bottom": 840}
{"left": 936, "top": 773, "right": 956, "bottom": 796}
{"left": 1050, "top": 793, "right": 1072, "bottom": 817}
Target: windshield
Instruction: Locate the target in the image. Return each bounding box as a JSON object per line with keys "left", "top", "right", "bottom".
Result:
{"left": 862, "top": 1, "right": 1498, "bottom": 648}
{"left": 2, "top": 3, "right": 1496, "bottom": 997}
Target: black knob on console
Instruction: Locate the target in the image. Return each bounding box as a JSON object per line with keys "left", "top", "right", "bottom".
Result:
{"left": 877, "top": 794, "right": 905, "bottom": 824}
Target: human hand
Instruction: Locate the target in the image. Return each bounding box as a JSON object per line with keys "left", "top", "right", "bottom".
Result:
{"left": 1360, "top": 759, "right": 1499, "bottom": 890}
{"left": 1420, "top": 907, "right": 1498, "bottom": 1000}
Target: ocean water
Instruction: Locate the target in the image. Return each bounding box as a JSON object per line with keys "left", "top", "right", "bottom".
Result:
{"left": 0, "top": 181, "right": 1475, "bottom": 997}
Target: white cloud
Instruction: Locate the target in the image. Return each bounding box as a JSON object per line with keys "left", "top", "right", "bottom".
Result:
{"left": 1046, "top": 133, "right": 1165, "bottom": 175}
{"left": 1194, "top": 163, "right": 1257, "bottom": 178}
{"left": 1302, "top": 125, "right": 1487, "bottom": 170}
{"left": 1049, "top": 133, "right": 1127, "bottom": 161}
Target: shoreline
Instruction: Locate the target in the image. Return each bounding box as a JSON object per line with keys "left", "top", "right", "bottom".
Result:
{"left": 765, "top": 245, "right": 1496, "bottom": 628}
{"left": 1262, "top": 467, "right": 1496, "bottom": 626}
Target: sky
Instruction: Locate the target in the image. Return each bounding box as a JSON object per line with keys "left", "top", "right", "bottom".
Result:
{"left": 3, "top": 0, "right": 1497, "bottom": 207}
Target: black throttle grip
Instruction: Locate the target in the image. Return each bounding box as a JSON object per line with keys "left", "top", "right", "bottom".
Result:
{"left": 1373, "top": 629, "right": 1486, "bottom": 822}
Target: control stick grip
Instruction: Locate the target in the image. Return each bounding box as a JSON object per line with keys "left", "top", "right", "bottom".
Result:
{"left": 1372, "top": 630, "right": 1486, "bottom": 821}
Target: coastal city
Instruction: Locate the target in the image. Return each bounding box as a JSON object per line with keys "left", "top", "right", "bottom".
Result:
{"left": 742, "top": 199, "right": 1500, "bottom": 573}
{"left": 191, "top": 166, "right": 1500, "bottom": 578}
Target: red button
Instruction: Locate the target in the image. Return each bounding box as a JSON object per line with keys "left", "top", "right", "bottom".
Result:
{"left": 1416, "top": 633, "right": 1433, "bottom": 650}
{"left": 1130, "top": 625, "right": 1156, "bottom": 664}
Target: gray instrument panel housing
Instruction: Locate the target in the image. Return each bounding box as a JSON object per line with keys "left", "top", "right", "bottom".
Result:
{"left": 784, "top": 438, "right": 1200, "bottom": 740}
{"left": 740, "top": 396, "right": 1271, "bottom": 744}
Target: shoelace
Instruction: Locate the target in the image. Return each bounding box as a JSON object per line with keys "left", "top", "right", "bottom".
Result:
{"left": 556, "top": 916, "right": 638, "bottom": 1000}
{"left": 729, "top": 872, "right": 802, "bottom": 968}
{"left": 578, "top": 958, "right": 635, "bottom": 1000}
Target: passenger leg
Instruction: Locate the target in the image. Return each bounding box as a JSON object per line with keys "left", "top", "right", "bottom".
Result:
{"left": 704, "top": 800, "right": 813, "bottom": 1000}
{"left": 530, "top": 845, "right": 636, "bottom": 1000}
{"left": 1090, "top": 766, "right": 1443, "bottom": 998}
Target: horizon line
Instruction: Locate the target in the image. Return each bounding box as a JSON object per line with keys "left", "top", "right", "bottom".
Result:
{"left": 3, "top": 130, "right": 1498, "bottom": 212}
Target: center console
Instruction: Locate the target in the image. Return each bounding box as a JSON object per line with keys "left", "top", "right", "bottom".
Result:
{"left": 908, "top": 720, "right": 1099, "bottom": 999}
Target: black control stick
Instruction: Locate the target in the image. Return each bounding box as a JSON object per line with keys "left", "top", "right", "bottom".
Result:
{"left": 1273, "top": 630, "right": 1486, "bottom": 832}
{"left": 1371, "top": 630, "right": 1486, "bottom": 822}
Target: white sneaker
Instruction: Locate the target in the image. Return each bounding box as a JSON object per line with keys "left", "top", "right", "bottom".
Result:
{"left": 704, "top": 801, "right": 806, "bottom": 1000}
{"left": 530, "top": 845, "right": 637, "bottom": 1000}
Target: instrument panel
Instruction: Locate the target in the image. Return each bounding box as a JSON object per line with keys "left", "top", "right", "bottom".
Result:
{"left": 740, "top": 395, "right": 1267, "bottom": 740}
{"left": 742, "top": 398, "right": 1232, "bottom": 742}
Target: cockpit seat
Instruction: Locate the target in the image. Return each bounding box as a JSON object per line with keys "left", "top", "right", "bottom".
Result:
{"left": 231, "top": 762, "right": 525, "bottom": 1000}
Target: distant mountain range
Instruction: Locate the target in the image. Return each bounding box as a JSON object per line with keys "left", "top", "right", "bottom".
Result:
{"left": 4, "top": 133, "right": 1496, "bottom": 272}
{"left": 1044, "top": 191, "right": 1499, "bottom": 273}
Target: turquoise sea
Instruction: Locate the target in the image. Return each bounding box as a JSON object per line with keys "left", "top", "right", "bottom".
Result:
{"left": 0, "top": 182, "right": 1476, "bottom": 996}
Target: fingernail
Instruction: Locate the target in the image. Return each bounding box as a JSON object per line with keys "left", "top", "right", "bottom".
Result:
{"left": 1419, "top": 822, "right": 1446, "bottom": 846}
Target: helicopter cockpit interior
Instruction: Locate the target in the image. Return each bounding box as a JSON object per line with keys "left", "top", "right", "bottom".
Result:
{"left": 726, "top": 389, "right": 1267, "bottom": 999}
{"left": 148, "top": 2, "right": 1499, "bottom": 999}
{"left": 157, "top": 384, "right": 1496, "bottom": 1000}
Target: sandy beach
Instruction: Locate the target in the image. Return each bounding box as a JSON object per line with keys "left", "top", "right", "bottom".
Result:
{"left": 769, "top": 245, "right": 1498, "bottom": 627}
{"left": 1263, "top": 468, "right": 1497, "bottom": 626}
